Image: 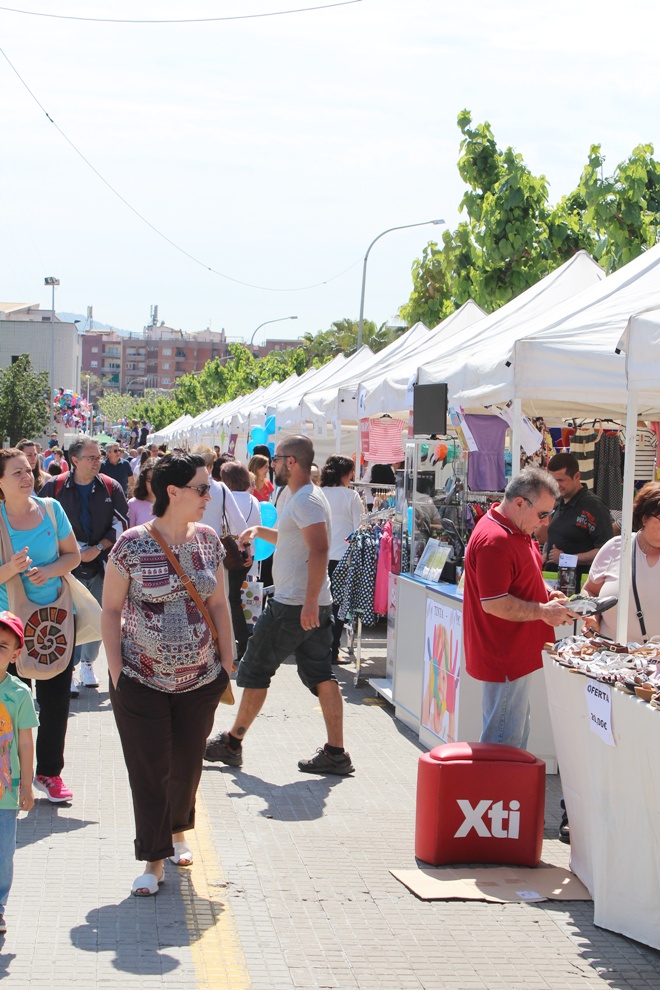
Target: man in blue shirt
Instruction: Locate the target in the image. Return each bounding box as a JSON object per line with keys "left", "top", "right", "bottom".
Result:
{"left": 101, "top": 444, "right": 133, "bottom": 497}
{"left": 41, "top": 437, "right": 128, "bottom": 692}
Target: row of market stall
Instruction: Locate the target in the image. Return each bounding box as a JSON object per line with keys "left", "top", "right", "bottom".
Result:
{"left": 155, "top": 244, "right": 660, "bottom": 948}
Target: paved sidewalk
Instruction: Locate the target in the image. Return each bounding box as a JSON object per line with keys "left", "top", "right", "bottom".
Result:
{"left": 2, "top": 629, "right": 660, "bottom": 989}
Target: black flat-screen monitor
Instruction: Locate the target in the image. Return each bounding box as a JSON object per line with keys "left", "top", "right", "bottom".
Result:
{"left": 412, "top": 382, "right": 448, "bottom": 437}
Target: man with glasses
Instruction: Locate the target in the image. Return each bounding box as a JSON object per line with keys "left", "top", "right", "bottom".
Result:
{"left": 544, "top": 452, "right": 613, "bottom": 586}
{"left": 205, "top": 435, "right": 354, "bottom": 775}
{"left": 101, "top": 444, "right": 134, "bottom": 497}
{"left": 463, "top": 467, "right": 573, "bottom": 749}
{"left": 41, "top": 436, "right": 129, "bottom": 691}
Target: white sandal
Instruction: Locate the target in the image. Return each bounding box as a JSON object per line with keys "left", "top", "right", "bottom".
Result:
{"left": 131, "top": 872, "right": 164, "bottom": 896}
{"left": 169, "top": 841, "right": 193, "bottom": 867}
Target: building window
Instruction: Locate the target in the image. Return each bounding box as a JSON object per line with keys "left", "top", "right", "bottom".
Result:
{"left": 162, "top": 378, "right": 171, "bottom": 385}
{"left": 162, "top": 363, "right": 170, "bottom": 370}
{"left": 162, "top": 348, "right": 172, "bottom": 356}
{"left": 91, "top": 361, "right": 98, "bottom": 368}
{"left": 91, "top": 346, "right": 99, "bottom": 353}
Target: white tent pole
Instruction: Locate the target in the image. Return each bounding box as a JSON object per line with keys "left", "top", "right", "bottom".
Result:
{"left": 616, "top": 388, "right": 638, "bottom": 645}
{"left": 511, "top": 398, "right": 522, "bottom": 475}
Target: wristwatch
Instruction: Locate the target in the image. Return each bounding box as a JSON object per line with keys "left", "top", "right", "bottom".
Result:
{"left": 96, "top": 543, "right": 104, "bottom": 552}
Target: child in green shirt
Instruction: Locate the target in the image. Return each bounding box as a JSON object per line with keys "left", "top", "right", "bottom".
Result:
{"left": 0, "top": 610, "right": 38, "bottom": 935}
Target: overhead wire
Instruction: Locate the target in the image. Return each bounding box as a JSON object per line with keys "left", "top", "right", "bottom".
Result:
{"left": 0, "top": 1, "right": 363, "bottom": 24}
{"left": 0, "top": 47, "right": 361, "bottom": 291}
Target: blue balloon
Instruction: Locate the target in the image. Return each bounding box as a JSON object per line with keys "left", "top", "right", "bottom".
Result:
{"left": 247, "top": 440, "right": 256, "bottom": 455}
{"left": 267, "top": 441, "right": 275, "bottom": 456}
{"left": 250, "top": 426, "right": 268, "bottom": 444}
{"left": 253, "top": 537, "right": 275, "bottom": 561}
{"left": 260, "top": 502, "right": 277, "bottom": 527}
{"left": 264, "top": 415, "right": 276, "bottom": 435}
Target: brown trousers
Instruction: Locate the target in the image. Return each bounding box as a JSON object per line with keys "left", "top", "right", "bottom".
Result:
{"left": 109, "top": 669, "right": 228, "bottom": 861}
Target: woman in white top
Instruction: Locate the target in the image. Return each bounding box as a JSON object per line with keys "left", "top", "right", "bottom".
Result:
{"left": 582, "top": 482, "right": 660, "bottom": 642}
{"left": 321, "top": 455, "right": 364, "bottom": 663}
{"left": 220, "top": 461, "right": 260, "bottom": 659}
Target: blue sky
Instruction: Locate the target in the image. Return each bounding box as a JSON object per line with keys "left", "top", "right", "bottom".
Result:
{"left": 1, "top": 0, "right": 657, "bottom": 342}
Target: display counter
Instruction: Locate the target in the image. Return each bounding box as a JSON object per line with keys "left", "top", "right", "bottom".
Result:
{"left": 392, "top": 574, "right": 557, "bottom": 770}
{"left": 543, "top": 653, "right": 660, "bottom": 950}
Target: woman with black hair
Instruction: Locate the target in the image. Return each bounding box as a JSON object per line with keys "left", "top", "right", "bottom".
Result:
{"left": 321, "top": 455, "right": 363, "bottom": 663}
{"left": 102, "top": 453, "right": 234, "bottom": 897}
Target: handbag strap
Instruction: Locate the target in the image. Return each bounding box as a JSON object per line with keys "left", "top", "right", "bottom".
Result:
{"left": 631, "top": 533, "right": 648, "bottom": 642}
{"left": 0, "top": 508, "right": 32, "bottom": 612}
{"left": 146, "top": 523, "right": 219, "bottom": 649}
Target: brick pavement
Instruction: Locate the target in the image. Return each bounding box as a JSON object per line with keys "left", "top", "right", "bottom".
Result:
{"left": 2, "top": 628, "right": 659, "bottom": 989}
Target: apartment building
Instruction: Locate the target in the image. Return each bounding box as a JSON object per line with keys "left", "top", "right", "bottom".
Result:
{"left": 81, "top": 323, "right": 229, "bottom": 397}
{"left": 0, "top": 303, "right": 81, "bottom": 391}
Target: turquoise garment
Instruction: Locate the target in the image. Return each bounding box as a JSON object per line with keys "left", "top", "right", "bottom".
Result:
{"left": 0, "top": 497, "right": 72, "bottom": 611}
{"left": 0, "top": 672, "right": 39, "bottom": 810}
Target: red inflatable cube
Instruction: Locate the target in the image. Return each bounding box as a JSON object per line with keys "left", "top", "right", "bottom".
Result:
{"left": 415, "top": 742, "right": 545, "bottom": 867}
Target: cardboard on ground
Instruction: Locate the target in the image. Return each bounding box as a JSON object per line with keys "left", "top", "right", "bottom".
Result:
{"left": 391, "top": 864, "right": 591, "bottom": 903}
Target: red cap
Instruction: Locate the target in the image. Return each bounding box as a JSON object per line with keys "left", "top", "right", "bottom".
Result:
{"left": 0, "top": 610, "right": 25, "bottom": 648}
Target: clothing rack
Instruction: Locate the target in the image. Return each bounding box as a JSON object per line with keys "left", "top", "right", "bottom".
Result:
{"left": 340, "top": 507, "right": 395, "bottom": 687}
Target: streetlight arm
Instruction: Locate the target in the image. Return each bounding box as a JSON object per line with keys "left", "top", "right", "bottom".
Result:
{"left": 249, "top": 315, "right": 298, "bottom": 349}
{"left": 357, "top": 219, "right": 444, "bottom": 348}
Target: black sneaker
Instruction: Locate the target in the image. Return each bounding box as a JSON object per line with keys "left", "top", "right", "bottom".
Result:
{"left": 204, "top": 731, "right": 243, "bottom": 767}
{"left": 298, "top": 747, "right": 355, "bottom": 776}
{"left": 0, "top": 915, "right": 6, "bottom": 934}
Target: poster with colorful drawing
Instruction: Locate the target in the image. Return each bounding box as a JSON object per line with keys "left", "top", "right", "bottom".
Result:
{"left": 421, "top": 598, "right": 461, "bottom": 743}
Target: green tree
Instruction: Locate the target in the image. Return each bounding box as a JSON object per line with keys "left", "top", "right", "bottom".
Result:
{"left": 98, "top": 391, "right": 138, "bottom": 425}
{"left": 0, "top": 355, "right": 50, "bottom": 446}
{"left": 401, "top": 112, "right": 660, "bottom": 325}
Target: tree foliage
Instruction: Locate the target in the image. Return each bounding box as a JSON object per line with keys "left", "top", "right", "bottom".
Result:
{"left": 0, "top": 355, "right": 50, "bottom": 446}
{"left": 98, "top": 390, "right": 138, "bottom": 425}
{"left": 401, "top": 111, "right": 660, "bottom": 325}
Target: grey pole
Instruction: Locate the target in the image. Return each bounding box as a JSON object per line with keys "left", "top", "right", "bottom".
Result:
{"left": 44, "top": 276, "right": 60, "bottom": 434}
{"left": 249, "top": 316, "right": 298, "bottom": 351}
{"left": 357, "top": 220, "right": 444, "bottom": 349}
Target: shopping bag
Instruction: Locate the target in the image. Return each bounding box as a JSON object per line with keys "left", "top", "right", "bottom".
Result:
{"left": 241, "top": 581, "right": 264, "bottom": 627}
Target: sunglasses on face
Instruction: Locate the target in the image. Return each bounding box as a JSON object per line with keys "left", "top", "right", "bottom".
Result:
{"left": 522, "top": 496, "right": 555, "bottom": 520}
{"left": 183, "top": 483, "right": 211, "bottom": 497}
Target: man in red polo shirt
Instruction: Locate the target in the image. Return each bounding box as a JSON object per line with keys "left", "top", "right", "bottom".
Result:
{"left": 463, "top": 467, "right": 572, "bottom": 748}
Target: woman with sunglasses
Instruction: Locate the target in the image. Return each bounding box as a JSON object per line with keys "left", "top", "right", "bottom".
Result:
{"left": 102, "top": 453, "right": 234, "bottom": 897}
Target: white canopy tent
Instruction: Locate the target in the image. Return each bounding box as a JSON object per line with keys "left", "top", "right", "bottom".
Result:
{"left": 613, "top": 307, "right": 660, "bottom": 643}
{"left": 301, "top": 321, "right": 434, "bottom": 429}
{"left": 267, "top": 352, "right": 350, "bottom": 429}
{"left": 444, "top": 243, "right": 660, "bottom": 420}
{"left": 355, "top": 301, "right": 487, "bottom": 420}
{"left": 417, "top": 250, "right": 606, "bottom": 406}
{"left": 150, "top": 413, "right": 194, "bottom": 444}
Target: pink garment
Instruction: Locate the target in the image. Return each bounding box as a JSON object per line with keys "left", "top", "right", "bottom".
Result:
{"left": 373, "top": 520, "right": 392, "bottom": 614}
{"left": 366, "top": 418, "right": 406, "bottom": 463}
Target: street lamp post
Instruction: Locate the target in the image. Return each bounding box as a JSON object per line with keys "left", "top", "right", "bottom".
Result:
{"left": 249, "top": 316, "right": 298, "bottom": 352}
{"left": 44, "top": 276, "right": 60, "bottom": 434}
{"left": 357, "top": 219, "right": 445, "bottom": 349}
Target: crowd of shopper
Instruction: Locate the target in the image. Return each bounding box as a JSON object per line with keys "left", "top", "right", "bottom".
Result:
{"left": 4, "top": 426, "right": 659, "bottom": 920}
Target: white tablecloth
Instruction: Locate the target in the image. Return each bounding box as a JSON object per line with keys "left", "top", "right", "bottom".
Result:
{"left": 543, "top": 653, "right": 660, "bottom": 950}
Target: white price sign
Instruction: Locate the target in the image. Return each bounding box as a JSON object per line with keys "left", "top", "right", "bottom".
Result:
{"left": 585, "top": 678, "right": 615, "bottom": 747}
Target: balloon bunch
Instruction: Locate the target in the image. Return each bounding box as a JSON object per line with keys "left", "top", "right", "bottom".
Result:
{"left": 246, "top": 417, "right": 277, "bottom": 457}
{"left": 53, "top": 388, "right": 91, "bottom": 428}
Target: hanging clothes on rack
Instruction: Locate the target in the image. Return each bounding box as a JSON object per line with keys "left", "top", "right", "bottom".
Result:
{"left": 331, "top": 527, "right": 381, "bottom": 625}
{"left": 593, "top": 432, "right": 624, "bottom": 510}
{"left": 570, "top": 427, "right": 598, "bottom": 488}
{"left": 373, "top": 520, "right": 392, "bottom": 615}
{"left": 365, "top": 417, "right": 406, "bottom": 463}
{"left": 463, "top": 414, "right": 508, "bottom": 491}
